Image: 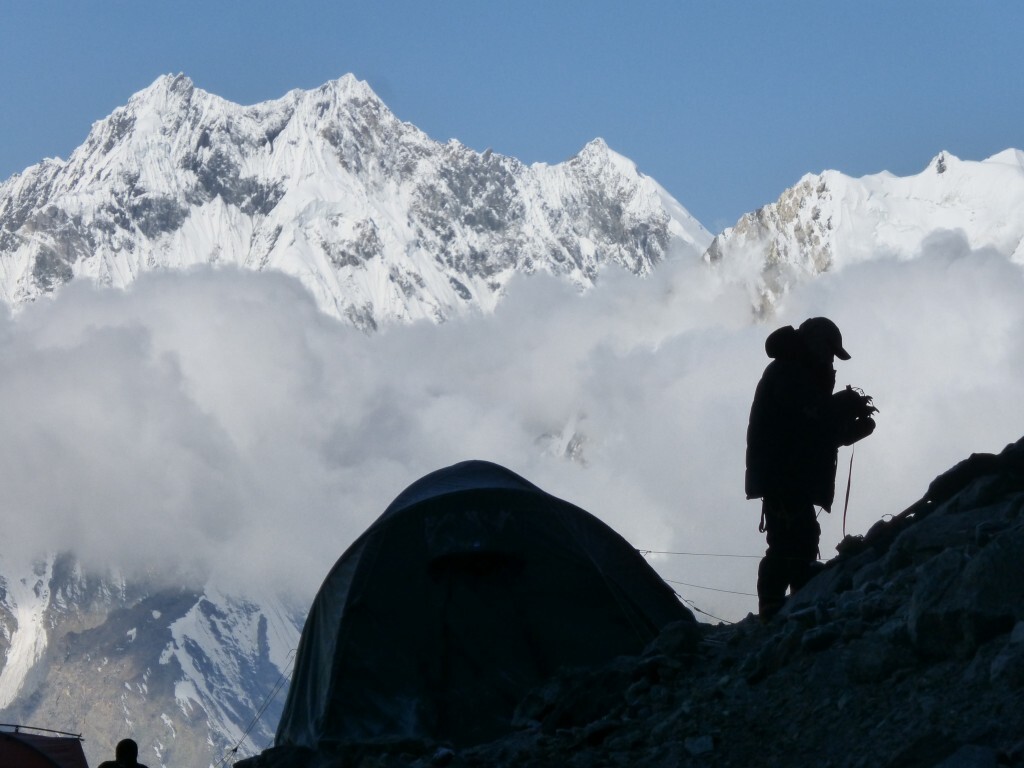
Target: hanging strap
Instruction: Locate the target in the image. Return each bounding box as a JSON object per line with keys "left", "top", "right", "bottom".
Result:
{"left": 842, "top": 444, "right": 856, "bottom": 537}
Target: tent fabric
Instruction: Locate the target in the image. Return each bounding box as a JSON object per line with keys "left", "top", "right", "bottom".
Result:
{"left": 275, "top": 460, "right": 694, "bottom": 750}
{"left": 0, "top": 730, "right": 90, "bottom": 768}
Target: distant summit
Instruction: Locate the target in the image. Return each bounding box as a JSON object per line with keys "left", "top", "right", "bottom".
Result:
{"left": 3, "top": 73, "right": 1020, "bottom": 328}
{"left": 705, "top": 150, "right": 1024, "bottom": 315}
{"left": 0, "top": 74, "right": 711, "bottom": 329}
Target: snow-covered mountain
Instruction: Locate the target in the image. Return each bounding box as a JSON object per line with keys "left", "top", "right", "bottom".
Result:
{"left": 5, "top": 73, "right": 1021, "bottom": 331}
{"left": 0, "top": 554, "right": 302, "bottom": 767}
{"left": 3, "top": 72, "right": 1024, "bottom": 768}
{"left": 706, "top": 149, "right": 1024, "bottom": 314}
{"left": 0, "top": 74, "right": 710, "bottom": 330}
{"left": 0, "top": 74, "right": 715, "bottom": 768}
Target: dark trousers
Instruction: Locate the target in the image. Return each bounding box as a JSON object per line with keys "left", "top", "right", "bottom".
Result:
{"left": 756, "top": 497, "right": 821, "bottom": 614}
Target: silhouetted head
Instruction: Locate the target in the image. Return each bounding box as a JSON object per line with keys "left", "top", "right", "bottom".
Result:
{"left": 115, "top": 738, "right": 139, "bottom": 764}
{"left": 798, "top": 317, "right": 851, "bottom": 363}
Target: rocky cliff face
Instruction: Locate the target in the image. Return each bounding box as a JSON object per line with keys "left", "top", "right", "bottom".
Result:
{"left": 0, "top": 557, "right": 301, "bottom": 767}
{"left": 0, "top": 74, "right": 710, "bottom": 330}
{"left": 241, "top": 435, "right": 1024, "bottom": 768}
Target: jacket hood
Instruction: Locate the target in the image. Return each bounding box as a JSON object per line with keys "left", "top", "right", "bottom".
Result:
{"left": 764, "top": 325, "right": 805, "bottom": 360}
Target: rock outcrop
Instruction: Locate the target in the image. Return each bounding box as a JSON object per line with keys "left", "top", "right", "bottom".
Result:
{"left": 240, "top": 435, "right": 1024, "bottom": 767}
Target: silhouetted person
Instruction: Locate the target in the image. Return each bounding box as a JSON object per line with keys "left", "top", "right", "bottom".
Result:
{"left": 97, "top": 738, "right": 149, "bottom": 768}
{"left": 745, "top": 317, "right": 876, "bottom": 621}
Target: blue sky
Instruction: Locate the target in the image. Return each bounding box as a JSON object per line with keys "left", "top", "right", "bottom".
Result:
{"left": 2, "top": 1, "right": 1022, "bottom": 231}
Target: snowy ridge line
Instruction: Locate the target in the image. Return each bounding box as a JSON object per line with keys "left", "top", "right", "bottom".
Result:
{"left": 705, "top": 148, "right": 1024, "bottom": 314}
{"left": 0, "top": 73, "right": 711, "bottom": 330}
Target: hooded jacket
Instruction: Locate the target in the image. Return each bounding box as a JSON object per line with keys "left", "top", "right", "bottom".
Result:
{"left": 745, "top": 325, "right": 846, "bottom": 510}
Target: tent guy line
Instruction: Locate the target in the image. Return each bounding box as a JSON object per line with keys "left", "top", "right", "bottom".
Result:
{"left": 665, "top": 579, "right": 759, "bottom": 599}
{"left": 638, "top": 549, "right": 762, "bottom": 559}
{"left": 679, "top": 598, "right": 733, "bottom": 626}
{"left": 216, "top": 649, "right": 297, "bottom": 767}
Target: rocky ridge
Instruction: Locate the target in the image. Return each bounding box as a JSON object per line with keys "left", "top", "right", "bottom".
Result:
{"left": 0, "top": 74, "right": 709, "bottom": 330}
{"left": 242, "top": 435, "right": 1024, "bottom": 768}
{"left": 705, "top": 149, "right": 1024, "bottom": 315}
{"left": 0, "top": 560, "right": 302, "bottom": 767}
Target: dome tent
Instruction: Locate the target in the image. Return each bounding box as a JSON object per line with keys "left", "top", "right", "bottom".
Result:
{"left": 0, "top": 727, "right": 89, "bottom": 768}
{"left": 271, "top": 460, "right": 693, "bottom": 757}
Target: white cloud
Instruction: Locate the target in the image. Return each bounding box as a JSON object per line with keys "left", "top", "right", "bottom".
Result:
{"left": 1, "top": 235, "right": 1021, "bottom": 622}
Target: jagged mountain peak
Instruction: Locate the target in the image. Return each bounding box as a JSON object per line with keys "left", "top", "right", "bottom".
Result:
{"left": 574, "top": 136, "right": 614, "bottom": 160}
{"left": 924, "top": 149, "right": 963, "bottom": 176}
{"left": 134, "top": 71, "right": 198, "bottom": 101}
{"left": 0, "top": 552, "right": 304, "bottom": 767}
{"left": 569, "top": 137, "right": 639, "bottom": 179}
{"left": 0, "top": 74, "right": 709, "bottom": 326}
{"left": 124, "top": 71, "right": 383, "bottom": 118}
{"left": 308, "top": 72, "right": 382, "bottom": 102}
{"left": 705, "top": 147, "right": 1024, "bottom": 315}
{"left": 280, "top": 73, "right": 394, "bottom": 130}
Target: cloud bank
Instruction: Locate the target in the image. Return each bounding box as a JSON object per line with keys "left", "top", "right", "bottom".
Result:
{"left": 1, "top": 232, "right": 1022, "bottom": 621}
